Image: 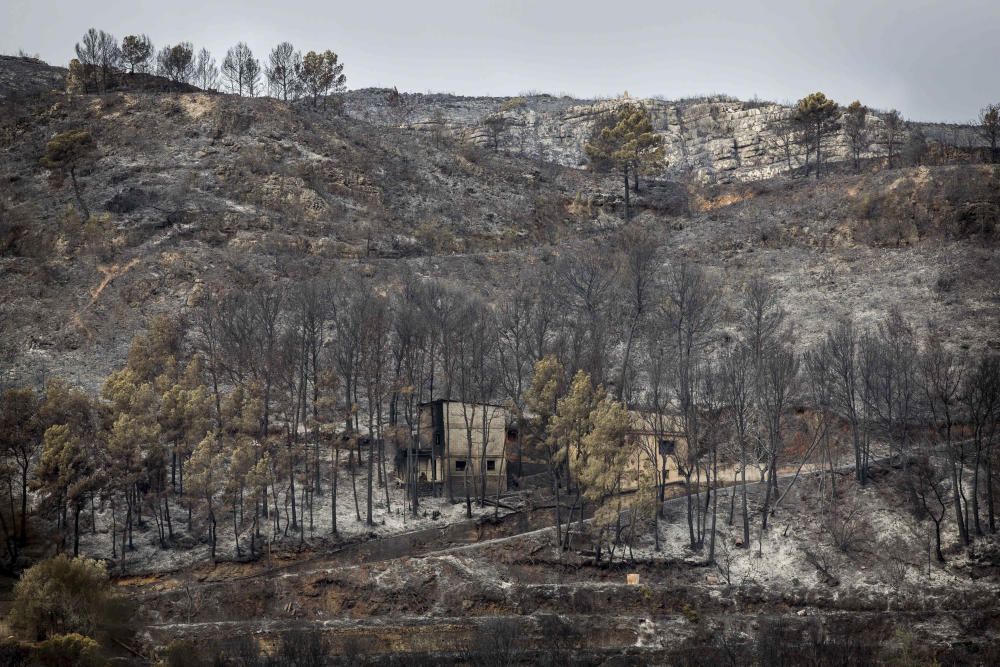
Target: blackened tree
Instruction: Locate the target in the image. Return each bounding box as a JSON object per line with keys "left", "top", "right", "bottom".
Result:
{"left": 843, "top": 100, "right": 870, "bottom": 173}
{"left": 40, "top": 129, "right": 98, "bottom": 220}
{"left": 74, "top": 28, "right": 120, "bottom": 91}
{"left": 222, "top": 42, "right": 261, "bottom": 97}
{"left": 194, "top": 48, "right": 219, "bottom": 90}
{"left": 793, "top": 92, "right": 841, "bottom": 179}
{"left": 156, "top": 42, "right": 195, "bottom": 84}
{"left": 980, "top": 103, "right": 1000, "bottom": 164}
{"left": 880, "top": 109, "right": 904, "bottom": 169}
{"left": 266, "top": 42, "right": 301, "bottom": 101}
{"left": 120, "top": 34, "right": 153, "bottom": 74}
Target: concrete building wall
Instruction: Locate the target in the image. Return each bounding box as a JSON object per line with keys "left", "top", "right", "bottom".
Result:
{"left": 441, "top": 401, "right": 507, "bottom": 497}
{"left": 412, "top": 401, "right": 508, "bottom": 496}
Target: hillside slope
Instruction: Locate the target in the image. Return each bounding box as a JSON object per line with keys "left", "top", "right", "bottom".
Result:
{"left": 0, "top": 57, "right": 998, "bottom": 389}
{"left": 125, "top": 460, "right": 1000, "bottom": 663}
{"left": 0, "top": 55, "right": 66, "bottom": 101}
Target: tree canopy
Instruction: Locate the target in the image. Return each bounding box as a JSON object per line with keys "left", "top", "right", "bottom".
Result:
{"left": 40, "top": 129, "right": 97, "bottom": 220}
{"left": 10, "top": 555, "right": 125, "bottom": 641}
{"left": 156, "top": 42, "right": 195, "bottom": 83}
{"left": 794, "top": 92, "right": 841, "bottom": 179}
{"left": 585, "top": 102, "right": 665, "bottom": 220}
{"left": 296, "top": 50, "right": 347, "bottom": 107}
{"left": 980, "top": 103, "right": 1000, "bottom": 164}
{"left": 120, "top": 34, "right": 152, "bottom": 74}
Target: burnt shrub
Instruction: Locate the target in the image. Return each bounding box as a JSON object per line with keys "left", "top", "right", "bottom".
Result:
{"left": 0, "top": 638, "right": 30, "bottom": 667}
{"left": 212, "top": 105, "right": 253, "bottom": 138}
{"left": 273, "top": 628, "right": 331, "bottom": 667}
{"left": 33, "top": 633, "right": 103, "bottom": 667}
{"left": 755, "top": 616, "right": 882, "bottom": 667}
{"left": 462, "top": 618, "right": 523, "bottom": 667}
{"left": 641, "top": 180, "right": 691, "bottom": 216}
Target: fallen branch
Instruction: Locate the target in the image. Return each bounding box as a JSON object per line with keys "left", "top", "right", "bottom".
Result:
{"left": 112, "top": 636, "right": 149, "bottom": 661}
{"left": 772, "top": 415, "right": 828, "bottom": 511}
{"left": 804, "top": 549, "right": 840, "bottom": 587}
{"left": 481, "top": 497, "right": 518, "bottom": 512}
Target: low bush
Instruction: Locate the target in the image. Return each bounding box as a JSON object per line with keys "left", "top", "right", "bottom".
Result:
{"left": 10, "top": 555, "right": 132, "bottom": 642}
{"left": 33, "top": 633, "right": 102, "bottom": 667}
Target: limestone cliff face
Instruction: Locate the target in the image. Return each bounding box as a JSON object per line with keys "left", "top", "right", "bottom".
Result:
{"left": 343, "top": 90, "right": 982, "bottom": 184}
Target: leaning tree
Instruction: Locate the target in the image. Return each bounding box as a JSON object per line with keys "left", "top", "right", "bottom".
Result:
{"left": 41, "top": 129, "right": 98, "bottom": 220}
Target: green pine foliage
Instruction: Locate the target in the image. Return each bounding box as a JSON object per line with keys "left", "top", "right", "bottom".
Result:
{"left": 585, "top": 102, "right": 665, "bottom": 220}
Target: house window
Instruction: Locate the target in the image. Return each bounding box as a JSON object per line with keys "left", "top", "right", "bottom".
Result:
{"left": 659, "top": 439, "right": 676, "bottom": 456}
{"left": 486, "top": 460, "right": 496, "bottom": 471}
{"left": 455, "top": 460, "right": 467, "bottom": 472}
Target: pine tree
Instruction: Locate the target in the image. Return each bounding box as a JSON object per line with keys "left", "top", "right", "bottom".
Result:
{"left": 74, "top": 28, "right": 119, "bottom": 91}
{"left": 224, "top": 438, "right": 254, "bottom": 558}
{"left": 120, "top": 34, "right": 153, "bottom": 73}
{"left": 574, "top": 397, "right": 633, "bottom": 564}
{"left": 585, "top": 102, "right": 665, "bottom": 220}
{"left": 40, "top": 130, "right": 97, "bottom": 221}
{"left": 549, "top": 370, "right": 600, "bottom": 549}
{"left": 244, "top": 453, "right": 270, "bottom": 557}
{"left": 36, "top": 424, "right": 97, "bottom": 556}
{"left": 980, "top": 103, "right": 1000, "bottom": 164}
{"left": 103, "top": 373, "right": 160, "bottom": 556}
{"left": 156, "top": 42, "right": 195, "bottom": 84}
{"left": 0, "top": 388, "right": 41, "bottom": 544}
{"left": 295, "top": 50, "right": 346, "bottom": 107}
{"left": 266, "top": 42, "right": 301, "bottom": 101}
{"left": 843, "top": 100, "right": 869, "bottom": 173}
{"left": 793, "top": 92, "right": 841, "bottom": 179}
{"left": 185, "top": 433, "right": 222, "bottom": 561}
{"left": 222, "top": 43, "right": 260, "bottom": 96}
{"left": 193, "top": 48, "right": 219, "bottom": 90}
{"left": 33, "top": 381, "right": 99, "bottom": 553}
{"left": 880, "top": 109, "right": 904, "bottom": 169}
{"left": 126, "top": 314, "right": 184, "bottom": 387}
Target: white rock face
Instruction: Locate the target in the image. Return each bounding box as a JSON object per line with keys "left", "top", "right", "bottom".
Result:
{"left": 343, "top": 89, "right": 982, "bottom": 184}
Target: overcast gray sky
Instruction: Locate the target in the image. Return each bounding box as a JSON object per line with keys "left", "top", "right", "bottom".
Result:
{"left": 3, "top": 0, "right": 997, "bottom": 122}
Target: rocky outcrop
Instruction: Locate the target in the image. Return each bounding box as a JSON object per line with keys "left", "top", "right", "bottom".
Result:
{"left": 0, "top": 55, "right": 67, "bottom": 100}
{"left": 0, "top": 55, "right": 200, "bottom": 102}
{"left": 66, "top": 59, "right": 200, "bottom": 95}
{"left": 343, "top": 89, "right": 983, "bottom": 184}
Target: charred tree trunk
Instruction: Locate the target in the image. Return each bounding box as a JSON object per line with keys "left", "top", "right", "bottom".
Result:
{"left": 69, "top": 166, "right": 90, "bottom": 220}
{"left": 622, "top": 166, "right": 631, "bottom": 221}
{"left": 73, "top": 502, "right": 81, "bottom": 557}
{"left": 331, "top": 441, "right": 340, "bottom": 534}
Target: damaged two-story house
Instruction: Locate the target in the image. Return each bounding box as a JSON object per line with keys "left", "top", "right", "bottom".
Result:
{"left": 395, "top": 399, "right": 511, "bottom": 498}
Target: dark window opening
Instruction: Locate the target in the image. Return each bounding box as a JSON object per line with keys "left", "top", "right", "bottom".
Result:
{"left": 455, "top": 460, "right": 467, "bottom": 471}
{"left": 486, "top": 459, "right": 496, "bottom": 471}
{"left": 659, "top": 439, "right": 676, "bottom": 456}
